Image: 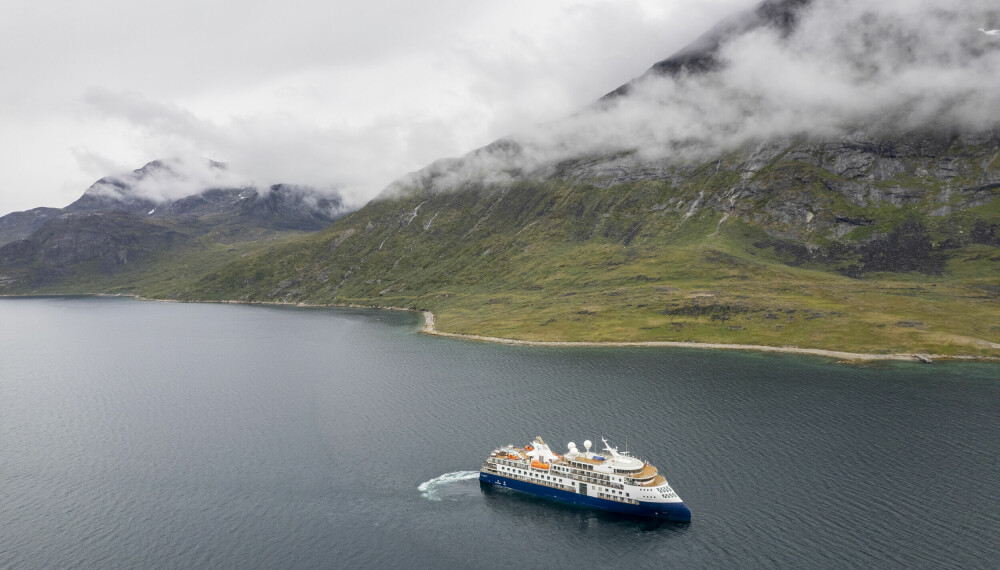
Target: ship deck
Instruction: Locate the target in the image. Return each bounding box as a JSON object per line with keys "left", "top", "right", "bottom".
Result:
{"left": 640, "top": 474, "right": 666, "bottom": 487}
{"left": 633, "top": 464, "right": 658, "bottom": 480}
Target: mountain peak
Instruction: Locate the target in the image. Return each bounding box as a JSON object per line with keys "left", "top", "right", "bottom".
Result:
{"left": 604, "top": 0, "right": 812, "bottom": 99}
{"left": 70, "top": 157, "right": 243, "bottom": 212}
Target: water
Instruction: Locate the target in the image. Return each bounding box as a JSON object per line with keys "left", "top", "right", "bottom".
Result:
{"left": 1, "top": 297, "right": 997, "bottom": 569}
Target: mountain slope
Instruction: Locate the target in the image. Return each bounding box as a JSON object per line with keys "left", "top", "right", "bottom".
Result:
{"left": 604, "top": 0, "right": 810, "bottom": 99}
{"left": 0, "top": 159, "right": 348, "bottom": 290}
{"left": 0, "top": 207, "right": 60, "bottom": 246}
{"left": 182, "top": 132, "right": 1000, "bottom": 356}
{"left": 171, "top": 0, "right": 1000, "bottom": 356}
{"left": 4, "top": 0, "right": 998, "bottom": 357}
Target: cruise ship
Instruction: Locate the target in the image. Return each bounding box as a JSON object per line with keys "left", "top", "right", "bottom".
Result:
{"left": 479, "top": 436, "right": 691, "bottom": 521}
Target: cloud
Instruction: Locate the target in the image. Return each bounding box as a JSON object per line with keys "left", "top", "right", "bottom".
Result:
{"left": 79, "top": 89, "right": 363, "bottom": 205}
{"left": 404, "top": 0, "right": 1000, "bottom": 194}
{"left": 0, "top": 0, "right": 757, "bottom": 215}
{"left": 84, "top": 156, "right": 251, "bottom": 204}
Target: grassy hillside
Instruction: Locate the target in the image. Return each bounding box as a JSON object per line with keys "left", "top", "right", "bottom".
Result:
{"left": 6, "top": 137, "right": 997, "bottom": 358}
{"left": 177, "top": 156, "right": 1000, "bottom": 357}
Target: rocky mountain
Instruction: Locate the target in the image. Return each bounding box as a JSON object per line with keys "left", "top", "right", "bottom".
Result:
{"left": 180, "top": 128, "right": 999, "bottom": 355}
{"left": 2, "top": 0, "right": 997, "bottom": 356}
{"left": 0, "top": 159, "right": 348, "bottom": 288}
{"left": 0, "top": 207, "right": 60, "bottom": 246}
{"left": 61, "top": 159, "right": 345, "bottom": 233}
{"left": 173, "top": 0, "right": 999, "bottom": 356}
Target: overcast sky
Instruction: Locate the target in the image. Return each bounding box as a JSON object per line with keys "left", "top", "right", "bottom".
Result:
{"left": 0, "top": 0, "right": 758, "bottom": 215}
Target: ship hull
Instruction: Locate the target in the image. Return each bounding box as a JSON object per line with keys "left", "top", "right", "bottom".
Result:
{"left": 479, "top": 472, "right": 691, "bottom": 522}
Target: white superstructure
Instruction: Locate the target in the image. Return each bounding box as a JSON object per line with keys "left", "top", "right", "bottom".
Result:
{"left": 481, "top": 436, "right": 684, "bottom": 509}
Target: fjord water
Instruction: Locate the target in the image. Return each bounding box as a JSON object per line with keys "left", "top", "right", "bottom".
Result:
{"left": 1, "top": 298, "right": 997, "bottom": 569}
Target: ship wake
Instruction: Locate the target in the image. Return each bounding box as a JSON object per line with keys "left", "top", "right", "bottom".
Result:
{"left": 418, "top": 471, "right": 480, "bottom": 501}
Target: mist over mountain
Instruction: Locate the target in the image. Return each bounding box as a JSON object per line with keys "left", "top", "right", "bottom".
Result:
{"left": 0, "top": 158, "right": 350, "bottom": 287}
{"left": 391, "top": 0, "right": 1000, "bottom": 195}
{"left": 171, "top": 0, "right": 1000, "bottom": 357}
{"left": 3, "top": 0, "right": 998, "bottom": 357}
{"left": 0, "top": 158, "right": 349, "bottom": 245}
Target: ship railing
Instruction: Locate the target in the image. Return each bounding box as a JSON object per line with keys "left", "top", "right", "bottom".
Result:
{"left": 571, "top": 475, "right": 623, "bottom": 490}
{"left": 490, "top": 458, "right": 527, "bottom": 469}
{"left": 596, "top": 492, "right": 638, "bottom": 505}
{"left": 494, "top": 470, "right": 574, "bottom": 492}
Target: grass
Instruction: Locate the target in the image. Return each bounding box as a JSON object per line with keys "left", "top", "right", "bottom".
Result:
{"left": 6, "top": 142, "right": 999, "bottom": 359}
{"left": 169, "top": 175, "right": 999, "bottom": 357}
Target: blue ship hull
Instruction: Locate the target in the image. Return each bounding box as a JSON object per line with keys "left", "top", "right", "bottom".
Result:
{"left": 479, "top": 472, "right": 691, "bottom": 522}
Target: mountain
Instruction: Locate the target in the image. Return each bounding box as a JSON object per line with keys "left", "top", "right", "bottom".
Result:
{"left": 0, "top": 207, "right": 60, "bottom": 246}
{"left": 603, "top": 0, "right": 810, "bottom": 98}
{"left": 172, "top": 0, "right": 999, "bottom": 357}
{"left": 0, "top": 159, "right": 348, "bottom": 290}
{"left": 181, "top": 130, "right": 1000, "bottom": 356}
{"left": 59, "top": 159, "right": 344, "bottom": 233}
{"left": 3, "top": 1, "right": 998, "bottom": 357}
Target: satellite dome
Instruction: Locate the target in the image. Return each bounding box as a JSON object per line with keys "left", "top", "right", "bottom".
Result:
{"left": 584, "top": 440, "right": 592, "bottom": 451}
{"left": 568, "top": 442, "right": 577, "bottom": 449}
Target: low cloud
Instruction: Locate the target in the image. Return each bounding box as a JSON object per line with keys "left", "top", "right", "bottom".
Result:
{"left": 81, "top": 88, "right": 390, "bottom": 208}
{"left": 85, "top": 155, "right": 252, "bottom": 203}
{"left": 42, "top": 1, "right": 751, "bottom": 213}
{"left": 405, "top": 0, "right": 1000, "bottom": 193}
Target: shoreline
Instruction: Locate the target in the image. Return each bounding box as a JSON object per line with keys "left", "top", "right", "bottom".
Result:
{"left": 419, "top": 311, "right": 1000, "bottom": 364}
{"left": 4, "top": 293, "right": 997, "bottom": 363}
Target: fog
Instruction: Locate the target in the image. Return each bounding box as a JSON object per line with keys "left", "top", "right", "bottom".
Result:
{"left": 0, "top": 0, "right": 753, "bottom": 215}
{"left": 400, "top": 0, "right": 1000, "bottom": 194}
{"left": 3, "top": 0, "right": 997, "bottom": 214}
{"left": 84, "top": 156, "right": 253, "bottom": 204}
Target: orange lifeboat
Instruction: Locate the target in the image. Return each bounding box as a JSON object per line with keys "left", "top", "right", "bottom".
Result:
{"left": 531, "top": 460, "right": 550, "bottom": 470}
{"left": 525, "top": 445, "right": 534, "bottom": 452}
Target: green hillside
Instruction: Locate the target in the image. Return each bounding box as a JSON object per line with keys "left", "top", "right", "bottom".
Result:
{"left": 175, "top": 138, "right": 1000, "bottom": 357}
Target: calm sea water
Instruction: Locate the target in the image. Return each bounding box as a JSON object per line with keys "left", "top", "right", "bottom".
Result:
{"left": 1, "top": 297, "right": 997, "bottom": 569}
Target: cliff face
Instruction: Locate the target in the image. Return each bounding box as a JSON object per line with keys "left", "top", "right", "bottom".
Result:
{"left": 550, "top": 131, "right": 1000, "bottom": 241}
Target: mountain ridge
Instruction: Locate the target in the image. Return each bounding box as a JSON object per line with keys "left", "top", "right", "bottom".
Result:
{"left": 2, "top": 0, "right": 998, "bottom": 357}
{"left": 176, "top": 128, "right": 999, "bottom": 356}
{"left": 603, "top": 0, "right": 811, "bottom": 99}
{"left": 0, "top": 158, "right": 349, "bottom": 289}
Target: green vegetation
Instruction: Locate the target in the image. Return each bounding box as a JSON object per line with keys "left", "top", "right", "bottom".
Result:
{"left": 178, "top": 169, "right": 999, "bottom": 357}
{"left": 5, "top": 138, "right": 999, "bottom": 358}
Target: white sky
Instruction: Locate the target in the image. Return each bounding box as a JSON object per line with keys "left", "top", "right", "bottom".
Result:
{"left": 0, "top": 0, "right": 756, "bottom": 214}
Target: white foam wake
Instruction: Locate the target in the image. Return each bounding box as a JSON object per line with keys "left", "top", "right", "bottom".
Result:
{"left": 417, "top": 470, "right": 480, "bottom": 501}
